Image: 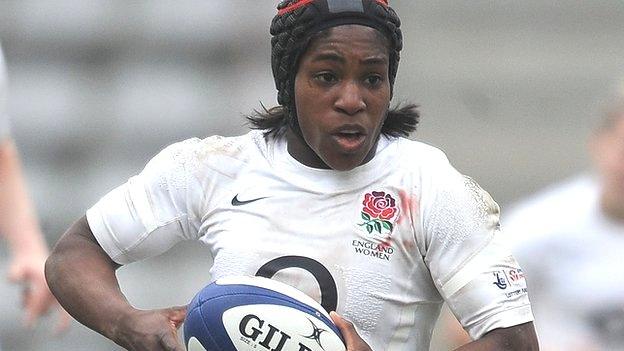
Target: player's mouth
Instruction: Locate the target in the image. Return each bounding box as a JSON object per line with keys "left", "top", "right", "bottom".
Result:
{"left": 331, "top": 125, "right": 367, "bottom": 153}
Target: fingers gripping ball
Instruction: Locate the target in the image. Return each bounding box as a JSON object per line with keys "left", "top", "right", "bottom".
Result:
{"left": 184, "top": 276, "right": 346, "bottom": 351}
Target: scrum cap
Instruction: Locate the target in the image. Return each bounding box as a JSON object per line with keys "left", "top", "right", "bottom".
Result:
{"left": 270, "top": 0, "right": 403, "bottom": 113}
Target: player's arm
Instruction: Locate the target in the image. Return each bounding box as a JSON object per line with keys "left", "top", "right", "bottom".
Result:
{"left": 0, "top": 138, "right": 71, "bottom": 331}
{"left": 454, "top": 322, "right": 538, "bottom": 350}
{"left": 418, "top": 158, "right": 538, "bottom": 350}
{"left": 333, "top": 312, "right": 538, "bottom": 351}
{"left": 0, "top": 140, "right": 47, "bottom": 262}
{"left": 46, "top": 139, "right": 205, "bottom": 350}
{"left": 45, "top": 215, "right": 186, "bottom": 351}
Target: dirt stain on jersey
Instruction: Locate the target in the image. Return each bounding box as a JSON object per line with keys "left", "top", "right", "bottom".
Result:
{"left": 398, "top": 189, "right": 421, "bottom": 251}
{"left": 397, "top": 189, "right": 419, "bottom": 225}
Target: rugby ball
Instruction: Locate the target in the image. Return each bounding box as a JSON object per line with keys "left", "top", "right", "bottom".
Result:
{"left": 184, "top": 276, "right": 346, "bottom": 351}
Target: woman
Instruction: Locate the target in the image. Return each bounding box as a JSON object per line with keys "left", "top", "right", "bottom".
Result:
{"left": 0, "top": 42, "right": 70, "bottom": 340}
{"left": 45, "top": 1, "right": 539, "bottom": 350}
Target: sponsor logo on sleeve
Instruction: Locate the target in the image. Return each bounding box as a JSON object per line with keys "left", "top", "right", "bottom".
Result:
{"left": 492, "top": 268, "right": 528, "bottom": 298}
{"left": 492, "top": 271, "right": 508, "bottom": 290}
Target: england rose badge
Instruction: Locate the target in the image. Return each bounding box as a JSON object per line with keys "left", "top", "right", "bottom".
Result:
{"left": 358, "top": 191, "right": 399, "bottom": 236}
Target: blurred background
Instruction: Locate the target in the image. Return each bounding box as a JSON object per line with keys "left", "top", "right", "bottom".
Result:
{"left": 0, "top": 0, "right": 623, "bottom": 350}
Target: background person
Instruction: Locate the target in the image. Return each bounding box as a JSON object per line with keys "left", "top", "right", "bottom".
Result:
{"left": 441, "top": 91, "right": 624, "bottom": 351}
{"left": 0, "top": 43, "right": 70, "bottom": 342}
{"left": 503, "top": 93, "right": 624, "bottom": 350}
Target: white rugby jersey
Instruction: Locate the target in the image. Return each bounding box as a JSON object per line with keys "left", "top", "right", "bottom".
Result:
{"left": 87, "top": 131, "right": 533, "bottom": 350}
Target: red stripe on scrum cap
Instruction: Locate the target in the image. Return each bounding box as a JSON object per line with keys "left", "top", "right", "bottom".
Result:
{"left": 278, "top": 0, "right": 389, "bottom": 16}
{"left": 278, "top": 0, "right": 315, "bottom": 15}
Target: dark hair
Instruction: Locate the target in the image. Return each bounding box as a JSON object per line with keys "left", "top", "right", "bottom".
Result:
{"left": 247, "top": 103, "right": 419, "bottom": 138}
{"left": 248, "top": 0, "right": 419, "bottom": 138}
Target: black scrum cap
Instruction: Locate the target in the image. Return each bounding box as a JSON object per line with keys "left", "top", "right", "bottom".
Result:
{"left": 270, "top": 0, "right": 403, "bottom": 119}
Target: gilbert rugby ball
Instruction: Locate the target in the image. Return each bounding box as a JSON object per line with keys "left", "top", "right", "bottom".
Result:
{"left": 184, "top": 276, "right": 346, "bottom": 351}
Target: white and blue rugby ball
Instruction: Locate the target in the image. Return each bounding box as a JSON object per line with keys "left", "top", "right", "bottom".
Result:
{"left": 184, "top": 276, "right": 346, "bottom": 351}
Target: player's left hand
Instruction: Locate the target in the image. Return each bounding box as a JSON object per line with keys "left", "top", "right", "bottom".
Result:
{"left": 8, "top": 251, "right": 72, "bottom": 333}
{"left": 330, "top": 311, "right": 373, "bottom": 351}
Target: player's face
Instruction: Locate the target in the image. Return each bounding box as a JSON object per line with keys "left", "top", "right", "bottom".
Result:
{"left": 288, "top": 25, "right": 391, "bottom": 171}
{"left": 592, "top": 115, "right": 624, "bottom": 197}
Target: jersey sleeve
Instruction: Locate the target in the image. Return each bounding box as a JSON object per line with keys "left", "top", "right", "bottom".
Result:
{"left": 0, "top": 43, "right": 11, "bottom": 141}
{"left": 419, "top": 155, "right": 534, "bottom": 339}
{"left": 86, "top": 138, "right": 206, "bottom": 265}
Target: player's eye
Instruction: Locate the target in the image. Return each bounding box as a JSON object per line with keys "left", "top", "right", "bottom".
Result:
{"left": 314, "top": 72, "right": 338, "bottom": 85}
{"left": 364, "top": 74, "right": 384, "bottom": 87}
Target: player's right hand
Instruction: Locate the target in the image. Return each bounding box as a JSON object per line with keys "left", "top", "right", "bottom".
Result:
{"left": 112, "top": 306, "right": 187, "bottom": 351}
{"left": 330, "top": 311, "right": 373, "bottom": 351}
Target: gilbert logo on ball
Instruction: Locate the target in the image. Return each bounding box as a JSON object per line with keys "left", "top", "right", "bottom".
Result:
{"left": 184, "top": 276, "right": 346, "bottom": 351}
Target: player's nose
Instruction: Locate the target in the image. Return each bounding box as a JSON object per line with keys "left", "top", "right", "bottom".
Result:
{"left": 334, "top": 81, "right": 366, "bottom": 116}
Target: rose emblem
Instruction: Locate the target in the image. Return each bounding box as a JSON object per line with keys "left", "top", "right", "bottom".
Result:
{"left": 359, "top": 191, "right": 398, "bottom": 235}
{"left": 363, "top": 191, "right": 397, "bottom": 220}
